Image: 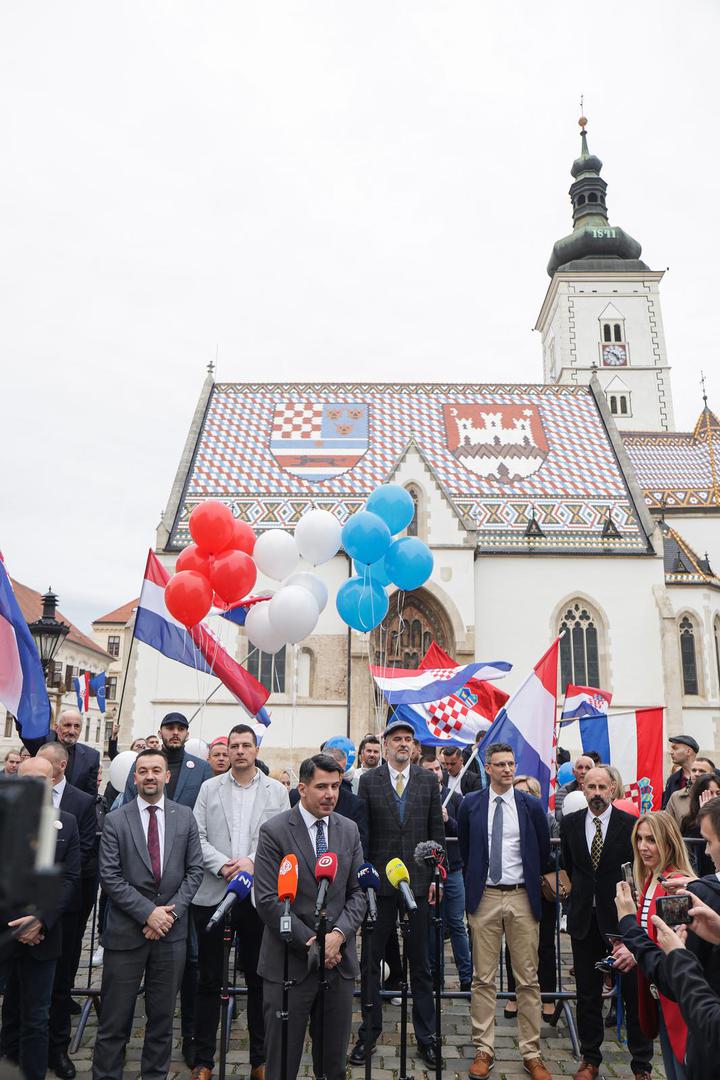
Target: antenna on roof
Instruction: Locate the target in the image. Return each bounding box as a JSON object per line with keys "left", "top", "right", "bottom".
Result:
{"left": 207, "top": 345, "right": 218, "bottom": 378}
{"left": 701, "top": 370, "right": 708, "bottom": 407}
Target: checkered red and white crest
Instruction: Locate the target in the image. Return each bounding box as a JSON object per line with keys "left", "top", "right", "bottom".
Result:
{"left": 272, "top": 403, "right": 324, "bottom": 440}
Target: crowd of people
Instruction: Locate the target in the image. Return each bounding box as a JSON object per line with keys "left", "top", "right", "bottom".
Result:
{"left": 2, "top": 711, "right": 720, "bottom": 1080}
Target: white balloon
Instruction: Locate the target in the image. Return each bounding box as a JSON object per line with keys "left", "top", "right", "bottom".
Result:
{"left": 245, "top": 601, "right": 288, "bottom": 654}
{"left": 186, "top": 737, "right": 209, "bottom": 760}
{"left": 284, "top": 571, "right": 328, "bottom": 613}
{"left": 253, "top": 530, "right": 299, "bottom": 581}
{"left": 268, "top": 585, "right": 320, "bottom": 644}
{"left": 108, "top": 750, "right": 138, "bottom": 793}
{"left": 562, "top": 790, "right": 588, "bottom": 816}
{"left": 294, "top": 509, "right": 342, "bottom": 565}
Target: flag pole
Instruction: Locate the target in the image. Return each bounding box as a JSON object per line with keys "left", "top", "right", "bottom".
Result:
{"left": 442, "top": 742, "right": 482, "bottom": 809}
{"left": 114, "top": 622, "right": 138, "bottom": 733}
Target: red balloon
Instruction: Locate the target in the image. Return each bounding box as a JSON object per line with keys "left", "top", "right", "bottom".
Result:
{"left": 209, "top": 550, "right": 257, "bottom": 605}
{"left": 165, "top": 571, "right": 212, "bottom": 629}
{"left": 176, "top": 544, "right": 211, "bottom": 578}
{"left": 188, "top": 501, "right": 235, "bottom": 555}
{"left": 231, "top": 519, "right": 256, "bottom": 555}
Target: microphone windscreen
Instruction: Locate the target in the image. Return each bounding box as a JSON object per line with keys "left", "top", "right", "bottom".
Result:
{"left": 413, "top": 840, "right": 444, "bottom": 867}
{"left": 386, "top": 857, "right": 410, "bottom": 888}
{"left": 226, "top": 871, "right": 253, "bottom": 900}
{"left": 315, "top": 852, "right": 338, "bottom": 883}
{"left": 357, "top": 862, "right": 381, "bottom": 892}
{"left": 277, "top": 853, "right": 299, "bottom": 902}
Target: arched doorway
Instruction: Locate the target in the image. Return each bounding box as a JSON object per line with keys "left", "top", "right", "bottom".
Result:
{"left": 371, "top": 588, "right": 455, "bottom": 670}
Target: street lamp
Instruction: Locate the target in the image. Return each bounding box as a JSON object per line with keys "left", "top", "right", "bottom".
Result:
{"left": 29, "top": 590, "right": 70, "bottom": 722}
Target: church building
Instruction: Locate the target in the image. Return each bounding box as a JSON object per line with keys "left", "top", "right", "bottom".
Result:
{"left": 120, "top": 118, "right": 720, "bottom": 769}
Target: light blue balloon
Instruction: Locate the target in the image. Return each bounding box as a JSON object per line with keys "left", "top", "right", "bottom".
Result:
{"left": 385, "top": 537, "right": 434, "bottom": 591}
{"left": 323, "top": 735, "right": 357, "bottom": 771}
{"left": 336, "top": 576, "right": 389, "bottom": 631}
{"left": 353, "top": 556, "right": 391, "bottom": 589}
{"left": 342, "top": 511, "right": 391, "bottom": 565}
{"left": 366, "top": 484, "right": 415, "bottom": 535}
{"left": 556, "top": 761, "right": 575, "bottom": 786}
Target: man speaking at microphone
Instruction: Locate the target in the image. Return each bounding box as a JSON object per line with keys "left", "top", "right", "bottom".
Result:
{"left": 253, "top": 752, "right": 366, "bottom": 1080}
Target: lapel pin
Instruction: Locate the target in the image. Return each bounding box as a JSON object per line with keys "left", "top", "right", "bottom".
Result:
{"left": 53, "top": 819, "right": 63, "bottom": 830}
{"left": 186, "top": 760, "right": 195, "bottom": 769}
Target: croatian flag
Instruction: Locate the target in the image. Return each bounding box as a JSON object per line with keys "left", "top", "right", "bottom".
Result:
{"left": 73, "top": 671, "right": 90, "bottom": 713}
{"left": 477, "top": 638, "right": 560, "bottom": 805}
{"left": 579, "top": 707, "right": 664, "bottom": 812}
{"left": 560, "top": 683, "right": 612, "bottom": 725}
{"left": 393, "top": 695, "right": 496, "bottom": 748}
{"left": 372, "top": 660, "right": 511, "bottom": 706}
{"left": 220, "top": 595, "right": 272, "bottom": 627}
{"left": 0, "top": 557, "right": 51, "bottom": 739}
{"left": 134, "top": 551, "right": 270, "bottom": 718}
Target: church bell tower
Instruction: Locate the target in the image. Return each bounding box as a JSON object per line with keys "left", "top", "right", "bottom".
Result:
{"left": 535, "top": 116, "right": 675, "bottom": 431}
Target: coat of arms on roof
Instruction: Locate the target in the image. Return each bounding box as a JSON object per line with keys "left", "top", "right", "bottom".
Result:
{"left": 270, "top": 401, "right": 369, "bottom": 482}
{"left": 443, "top": 404, "right": 549, "bottom": 483}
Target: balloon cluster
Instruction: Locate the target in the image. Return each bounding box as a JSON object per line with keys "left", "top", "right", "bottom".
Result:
{"left": 336, "top": 484, "right": 434, "bottom": 632}
{"left": 165, "top": 501, "right": 259, "bottom": 629}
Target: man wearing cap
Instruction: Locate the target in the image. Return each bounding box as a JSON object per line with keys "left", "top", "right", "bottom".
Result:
{"left": 350, "top": 718, "right": 445, "bottom": 1070}
{"left": 122, "top": 713, "right": 212, "bottom": 1065}
{"left": 662, "top": 734, "right": 700, "bottom": 809}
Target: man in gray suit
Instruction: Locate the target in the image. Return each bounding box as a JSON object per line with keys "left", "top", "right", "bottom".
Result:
{"left": 190, "top": 724, "right": 289, "bottom": 1080}
{"left": 254, "top": 753, "right": 366, "bottom": 1080}
{"left": 92, "top": 749, "right": 203, "bottom": 1080}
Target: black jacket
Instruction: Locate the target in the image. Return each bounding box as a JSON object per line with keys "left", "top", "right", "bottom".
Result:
{"left": 441, "top": 786, "right": 463, "bottom": 872}
{"left": 662, "top": 768, "right": 690, "bottom": 809}
{"left": 17, "top": 724, "right": 100, "bottom": 797}
{"left": 560, "top": 805, "right": 636, "bottom": 937}
{"left": 289, "top": 779, "right": 369, "bottom": 858}
{"left": 357, "top": 763, "right": 445, "bottom": 898}
{"left": 59, "top": 780, "right": 99, "bottom": 880}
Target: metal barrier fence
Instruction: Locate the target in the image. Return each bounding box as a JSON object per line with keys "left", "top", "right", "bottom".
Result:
{"left": 69, "top": 834, "right": 710, "bottom": 1061}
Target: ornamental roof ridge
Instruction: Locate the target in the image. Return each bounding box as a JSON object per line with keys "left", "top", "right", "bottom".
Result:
{"left": 213, "top": 381, "right": 591, "bottom": 396}
{"left": 661, "top": 522, "right": 720, "bottom": 589}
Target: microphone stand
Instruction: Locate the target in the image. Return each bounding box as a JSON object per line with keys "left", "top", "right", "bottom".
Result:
{"left": 279, "top": 906, "right": 294, "bottom": 1080}
{"left": 361, "top": 903, "right": 377, "bottom": 1080}
{"left": 398, "top": 904, "right": 413, "bottom": 1080}
{"left": 218, "top": 910, "right": 233, "bottom": 1080}
{"left": 314, "top": 897, "right": 329, "bottom": 1080}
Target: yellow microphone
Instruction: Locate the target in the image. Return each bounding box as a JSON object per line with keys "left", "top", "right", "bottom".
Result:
{"left": 386, "top": 858, "right": 417, "bottom": 912}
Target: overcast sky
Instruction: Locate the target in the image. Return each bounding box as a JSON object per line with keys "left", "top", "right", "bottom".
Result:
{"left": 2, "top": 1, "right": 717, "bottom": 631}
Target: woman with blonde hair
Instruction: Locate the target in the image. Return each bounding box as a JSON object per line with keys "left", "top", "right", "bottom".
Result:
{"left": 614, "top": 811, "right": 694, "bottom": 1080}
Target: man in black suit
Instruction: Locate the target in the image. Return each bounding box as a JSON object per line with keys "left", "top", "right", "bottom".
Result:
{"left": 440, "top": 745, "right": 482, "bottom": 795}
{"left": 289, "top": 745, "right": 369, "bottom": 857}
{"left": 0, "top": 756, "right": 81, "bottom": 1080}
{"left": 350, "top": 718, "right": 445, "bottom": 1069}
{"left": 560, "top": 766, "right": 652, "bottom": 1080}
{"left": 18, "top": 708, "right": 100, "bottom": 797}
{"left": 36, "top": 742, "right": 98, "bottom": 1078}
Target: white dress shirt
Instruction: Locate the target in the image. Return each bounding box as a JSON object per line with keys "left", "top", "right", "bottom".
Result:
{"left": 52, "top": 776, "right": 67, "bottom": 808}
{"left": 584, "top": 804, "right": 613, "bottom": 854}
{"left": 298, "top": 801, "right": 332, "bottom": 855}
{"left": 137, "top": 795, "right": 166, "bottom": 875}
{"left": 388, "top": 764, "right": 410, "bottom": 794}
{"left": 230, "top": 769, "right": 261, "bottom": 860}
{"left": 487, "top": 785, "right": 523, "bottom": 886}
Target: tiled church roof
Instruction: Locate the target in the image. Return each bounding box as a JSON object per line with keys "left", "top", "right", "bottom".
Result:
{"left": 622, "top": 406, "right": 720, "bottom": 511}
{"left": 167, "top": 382, "right": 652, "bottom": 556}
{"left": 661, "top": 522, "right": 720, "bottom": 588}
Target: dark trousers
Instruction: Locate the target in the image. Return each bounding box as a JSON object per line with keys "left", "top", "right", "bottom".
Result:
{"left": 571, "top": 912, "right": 653, "bottom": 1072}
{"left": 506, "top": 897, "right": 557, "bottom": 995}
{"left": 192, "top": 898, "right": 265, "bottom": 1068}
{"left": 357, "top": 894, "right": 435, "bottom": 1047}
{"left": 0, "top": 950, "right": 57, "bottom": 1080}
{"left": 48, "top": 910, "right": 79, "bottom": 1056}
{"left": 263, "top": 970, "right": 354, "bottom": 1080}
{"left": 92, "top": 939, "right": 186, "bottom": 1080}
{"left": 180, "top": 917, "right": 198, "bottom": 1040}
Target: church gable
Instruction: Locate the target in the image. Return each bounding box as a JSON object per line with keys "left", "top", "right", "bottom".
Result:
{"left": 622, "top": 405, "right": 720, "bottom": 511}
{"left": 168, "top": 381, "right": 649, "bottom": 555}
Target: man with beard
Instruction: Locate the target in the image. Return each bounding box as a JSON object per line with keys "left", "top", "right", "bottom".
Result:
{"left": 560, "top": 766, "right": 652, "bottom": 1080}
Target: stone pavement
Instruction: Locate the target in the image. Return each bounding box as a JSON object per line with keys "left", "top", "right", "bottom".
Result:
{"left": 66, "top": 930, "right": 668, "bottom": 1079}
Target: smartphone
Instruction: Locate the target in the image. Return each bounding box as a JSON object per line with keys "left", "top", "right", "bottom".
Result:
{"left": 656, "top": 894, "right": 692, "bottom": 927}
{"left": 620, "top": 861, "right": 637, "bottom": 902}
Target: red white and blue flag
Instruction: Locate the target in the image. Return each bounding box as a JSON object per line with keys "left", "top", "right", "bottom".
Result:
{"left": 371, "top": 659, "right": 511, "bottom": 706}
{"left": 477, "top": 638, "right": 560, "bottom": 805}
{"left": 0, "top": 556, "right": 51, "bottom": 739}
{"left": 579, "top": 707, "right": 664, "bottom": 812}
{"left": 73, "top": 671, "right": 90, "bottom": 713}
{"left": 560, "top": 683, "right": 612, "bottom": 725}
{"left": 134, "top": 551, "right": 270, "bottom": 718}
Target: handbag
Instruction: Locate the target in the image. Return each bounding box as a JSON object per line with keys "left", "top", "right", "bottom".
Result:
{"left": 540, "top": 868, "right": 572, "bottom": 903}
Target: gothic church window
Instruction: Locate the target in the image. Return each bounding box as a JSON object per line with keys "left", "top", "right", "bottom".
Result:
{"left": 679, "top": 616, "right": 699, "bottom": 696}
{"left": 603, "top": 324, "right": 612, "bottom": 342}
{"left": 614, "top": 323, "right": 623, "bottom": 342}
{"left": 247, "top": 645, "right": 286, "bottom": 693}
{"left": 559, "top": 602, "right": 600, "bottom": 690}
{"left": 610, "top": 396, "right": 618, "bottom": 415}
{"left": 405, "top": 485, "right": 420, "bottom": 537}
{"left": 372, "top": 589, "right": 452, "bottom": 672}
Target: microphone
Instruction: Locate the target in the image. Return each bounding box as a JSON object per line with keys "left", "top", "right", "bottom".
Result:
{"left": 314, "top": 852, "right": 338, "bottom": 918}
{"left": 414, "top": 840, "right": 446, "bottom": 872}
{"left": 277, "top": 853, "right": 299, "bottom": 940}
{"left": 386, "top": 857, "right": 417, "bottom": 912}
{"left": 357, "top": 862, "right": 380, "bottom": 922}
{"left": 205, "top": 871, "right": 253, "bottom": 932}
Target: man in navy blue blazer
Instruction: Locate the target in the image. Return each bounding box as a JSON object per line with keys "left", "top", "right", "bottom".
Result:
{"left": 458, "top": 742, "right": 552, "bottom": 1080}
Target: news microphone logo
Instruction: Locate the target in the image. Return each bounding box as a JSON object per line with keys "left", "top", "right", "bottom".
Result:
{"left": 386, "top": 857, "right": 417, "bottom": 912}
{"left": 314, "top": 851, "right": 338, "bottom": 917}
{"left": 357, "top": 862, "right": 380, "bottom": 922}
{"left": 280, "top": 857, "right": 294, "bottom": 876}
{"left": 316, "top": 854, "right": 335, "bottom": 876}
{"left": 205, "top": 870, "right": 254, "bottom": 932}
{"left": 278, "top": 852, "right": 298, "bottom": 940}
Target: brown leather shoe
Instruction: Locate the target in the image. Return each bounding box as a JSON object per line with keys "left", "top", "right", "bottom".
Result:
{"left": 250, "top": 1069, "right": 265, "bottom": 1080}
{"left": 633, "top": 1073, "right": 652, "bottom": 1080}
{"left": 573, "top": 1063, "right": 599, "bottom": 1080}
{"left": 190, "top": 1069, "right": 212, "bottom": 1080}
{"left": 469, "top": 1050, "right": 494, "bottom": 1078}
{"left": 524, "top": 1057, "right": 552, "bottom": 1080}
